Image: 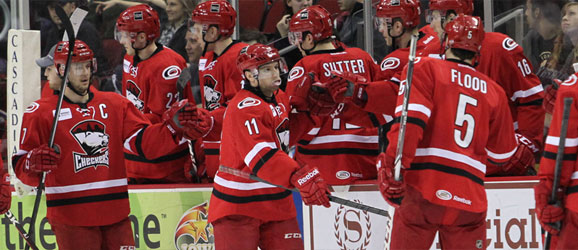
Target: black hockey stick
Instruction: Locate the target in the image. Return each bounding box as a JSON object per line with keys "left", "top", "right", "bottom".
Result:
{"left": 176, "top": 64, "right": 203, "bottom": 183}
{"left": 544, "top": 97, "right": 573, "bottom": 250}
{"left": 4, "top": 210, "right": 38, "bottom": 250}
{"left": 258, "top": 0, "right": 277, "bottom": 32}
{"left": 218, "top": 165, "right": 391, "bottom": 217}
{"left": 26, "top": 6, "right": 77, "bottom": 250}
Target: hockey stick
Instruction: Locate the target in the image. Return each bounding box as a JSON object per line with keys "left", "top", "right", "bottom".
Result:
{"left": 176, "top": 64, "right": 203, "bottom": 183}
{"left": 391, "top": 33, "right": 419, "bottom": 202}
{"left": 544, "top": 97, "right": 573, "bottom": 250}
{"left": 218, "top": 165, "right": 390, "bottom": 217}
{"left": 4, "top": 210, "right": 38, "bottom": 250}
{"left": 26, "top": 6, "right": 84, "bottom": 250}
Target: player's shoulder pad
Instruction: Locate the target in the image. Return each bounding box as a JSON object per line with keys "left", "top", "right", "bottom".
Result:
{"left": 25, "top": 95, "right": 59, "bottom": 114}
{"left": 486, "top": 32, "right": 520, "bottom": 53}
{"left": 380, "top": 55, "right": 402, "bottom": 71}
{"left": 235, "top": 96, "right": 266, "bottom": 112}
{"left": 288, "top": 65, "right": 306, "bottom": 82}
{"left": 558, "top": 74, "right": 578, "bottom": 94}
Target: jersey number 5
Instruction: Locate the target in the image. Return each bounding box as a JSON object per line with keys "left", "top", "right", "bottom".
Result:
{"left": 454, "top": 94, "right": 478, "bottom": 148}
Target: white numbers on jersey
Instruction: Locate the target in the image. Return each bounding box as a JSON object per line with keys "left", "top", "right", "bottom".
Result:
{"left": 165, "top": 92, "right": 180, "bottom": 109}
{"left": 516, "top": 59, "right": 532, "bottom": 77}
{"left": 21, "top": 128, "right": 27, "bottom": 144}
{"left": 454, "top": 94, "right": 478, "bottom": 148}
{"left": 245, "top": 118, "right": 260, "bottom": 135}
{"left": 99, "top": 104, "right": 108, "bottom": 119}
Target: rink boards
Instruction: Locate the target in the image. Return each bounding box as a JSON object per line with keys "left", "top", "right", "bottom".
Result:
{"left": 2, "top": 178, "right": 540, "bottom": 250}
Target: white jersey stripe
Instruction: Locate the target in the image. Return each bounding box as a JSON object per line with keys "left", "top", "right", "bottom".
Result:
{"left": 123, "top": 128, "right": 142, "bottom": 153}
{"left": 214, "top": 175, "right": 277, "bottom": 190}
{"left": 486, "top": 146, "right": 517, "bottom": 160}
{"left": 307, "top": 128, "right": 320, "bottom": 135}
{"left": 572, "top": 171, "right": 578, "bottom": 180}
{"left": 244, "top": 142, "right": 277, "bottom": 166}
{"left": 415, "top": 147, "right": 486, "bottom": 174}
{"left": 309, "top": 135, "right": 379, "bottom": 145}
{"left": 395, "top": 104, "right": 432, "bottom": 118}
{"left": 510, "top": 85, "right": 544, "bottom": 102}
{"left": 45, "top": 178, "right": 127, "bottom": 194}
{"left": 545, "top": 136, "right": 578, "bottom": 147}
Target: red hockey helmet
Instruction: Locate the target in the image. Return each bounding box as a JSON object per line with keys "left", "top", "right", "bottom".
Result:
{"left": 376, "top": 0, "right": 421, "bottom": 28}
{"left": 444, "top": 14, "right": 485, "bottom": 53}
{"left": 237, "top": 44, "right": 288, "bottom": 78}
{"left": 115, "top": 4, "right": 160, "bottom": 43}
{"left": 191, "top": 0, "right": 237, "bottom": 37}
{"left": 288, "top": 5, "right": 333, "bottom": 45}
{"left": 427, "top": 0, "right": 473, "bottom": 23}
{"left": 53, "top": 40, "right": 96, "bottom": 75}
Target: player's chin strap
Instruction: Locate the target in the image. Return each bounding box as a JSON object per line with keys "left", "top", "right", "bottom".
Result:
{"left": 201, "top": 25, "right": 221, "bottom": 56}
{"left": 66, "top": 79, "right": 90, "bottom": 97}
{"left": 243, "top": 73, "right": 277, "bottom": 104}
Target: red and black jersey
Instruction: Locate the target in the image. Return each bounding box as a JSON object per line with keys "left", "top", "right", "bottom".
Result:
{"left": 476, "top": 32, "right": 545, "bottom": 149}
{"left": 540, "top": 73, "right": 578, "bottom": 214}
{"left": 385, "top": 57, "right": 517, "bottom": 213}
{"left": 378, "top": 31, "right": 439, "bottom": 82}
{"left": 121, "top": 45, "right": 190, "bottom": 182}
{"left": 286, "top": 47, "right": 383, "bottom": 184}
{"left": 12, "top": 90, "right": 183, "bottom": 226}
{"left": 198, "top": 41, "right": 249, "bottom": 178}
{"left": 209, "top": 89, "right": 298, "bottom": 223}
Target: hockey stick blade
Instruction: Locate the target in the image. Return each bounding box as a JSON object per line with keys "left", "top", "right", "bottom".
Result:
{"left": 26, "top": 6, "right": 81, "bottom": 250}
{"left": 218, "top": 165, "right": 391, "bottom": 217}
{"left": 4, "top": 211, "right": 38, "bottom": 250}
{"left": 545, "top": 97, "right": 573, "bottom": 250}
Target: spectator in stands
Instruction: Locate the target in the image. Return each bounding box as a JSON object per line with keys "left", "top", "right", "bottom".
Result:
{"left": 159, "top": 0, "right": 195, "bottom": 62}
{"left": 45, "top": 0, "right": 110, "bottom": 77}
{"left": 336, "top": 0, "right": 389, "bottom": 62}
{"left": 270, "top": 0, "right": 311, "bottom": 70}
{"left": 523, "top": 0, "right": 564, "bottom": 71}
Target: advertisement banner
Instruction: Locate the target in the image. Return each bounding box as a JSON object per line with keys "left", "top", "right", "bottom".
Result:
{"left": 305, "top": 180, "right": 542, "bottom": 250}
{"left": 1, "top": 187, "right": 215, "bottom": 250}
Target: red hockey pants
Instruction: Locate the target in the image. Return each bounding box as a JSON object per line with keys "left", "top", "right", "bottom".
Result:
{"left": 49, "top": 217, "right": 134, "bottom": 250}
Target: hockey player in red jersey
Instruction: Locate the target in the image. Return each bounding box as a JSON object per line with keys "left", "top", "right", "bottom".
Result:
{"left": 12, "top": 40, "right": 208, "bottom": 249}
{"left": 380, "top": 15, "right": 518, "bottom": 249}
{"left": 425, "top": 0, "right": 545, "bottom": 176}
{"left": 535, "top": 73, "right": 578, "bottom": 249}
{"left": 191, "top": 0, "right": 249, "bottom": 179}
{"left": 116, "top": 4, "right": 194, "bottom": 183}
{"left": 286, "top": 5, "right": 385, "bottom": 184}
{"left": 374, "top": 0, "right": 439, "bottom": 83}
{"left": 210, "top": 43, "right": 330, "bottom": 250}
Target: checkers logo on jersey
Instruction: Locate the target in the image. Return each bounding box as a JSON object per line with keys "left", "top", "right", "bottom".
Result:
{"left": 203, "top": 74, "right": 222, "bottom": 111}
{"left": 174, "top": 201, "right": 214, "bottom": 249}
{"left": 436, "top": 190, "right": 453, "bottom": 201}
{"left": 70, "top": 120, "right": 110, "bottom": 173}
{"left": 126, "top": 80, "right": 144, "bottom": 111}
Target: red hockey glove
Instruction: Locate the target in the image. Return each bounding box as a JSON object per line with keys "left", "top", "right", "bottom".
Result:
{"left": 25, "top": 144, "right": 60, "bottom": 173}
{"left": 163, "top": 99, "right": 213, "bottom": 139}
{"left": 182, "top": 108, "right": 213, "bottom": 140}
{"left": 377, "top": 153, "right": 405, "bottom": 207}
{"left": 329, "top": 70, "right": 369, "bottom": 107}
{"left": 543, "top": 80, "right": 559, "bottom": 114}
{"left": 0, "top": 173, "right": 11, "bottom": 214}
{"left": 307, "top": 74, "right": 340, "bottom": 117}
{"left": 290, "top": 165, "right": 331, "bottom": 207}
{"left": 501, "top": 134, "right": 538, "bottom": 176}
{"left": 534, "top": 179, "right": 565, "bottom": 235}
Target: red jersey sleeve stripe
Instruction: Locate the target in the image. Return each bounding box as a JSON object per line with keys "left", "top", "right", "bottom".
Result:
{"left": 415, "top": 147, "right": 486, "bottom": 174}
{"left": 510, "top": 84, "right": 544, "bottom": 102}
{"left": 545, "top": 136, "right": 578, "bottom": 147}
{"left": 243, "top": 141, "right": 277, "bottom": 166}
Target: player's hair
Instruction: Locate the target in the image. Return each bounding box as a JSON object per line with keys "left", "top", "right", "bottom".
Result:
{"left": 450, "top": 48, "right": 476, "bottom": 62}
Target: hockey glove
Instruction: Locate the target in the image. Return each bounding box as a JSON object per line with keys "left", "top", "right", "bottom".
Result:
{"left": 0, "top": 172, "right": 11, "bottom": 214}
{"left": 329, "top": 70, "right": 369, "bottom": 108}
{"left": 163, "top": 99, "right": 213, "bottom": 139}
{"left": 502, "top": 134, "right": 538, "bottom": 176}
{"left": 25, "top": 144, "right": 60, "bottom": 173}
{"left": 182, "top": 108, "right": 213, "bottom": 140}
{"left": 534, "top": 179, "right": 564, "bottom": 235}
{"left": 377, "top": 153, "right": 405, "bottom": 207}
{"left": 543, "top": 80, "right": 559, "bottom": 114}
{"left": 290, "top": 165, "right": 331, "bottom": 208}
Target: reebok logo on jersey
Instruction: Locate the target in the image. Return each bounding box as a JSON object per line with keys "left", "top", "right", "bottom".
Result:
{"left": 298, "top": 168, "right": 319, "bottom": 186}
{"left": 453, "top": 195, "right": 472, "bottom": 205}
{"left": 70, "top": 120, "right": 110, "bottom": 173}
